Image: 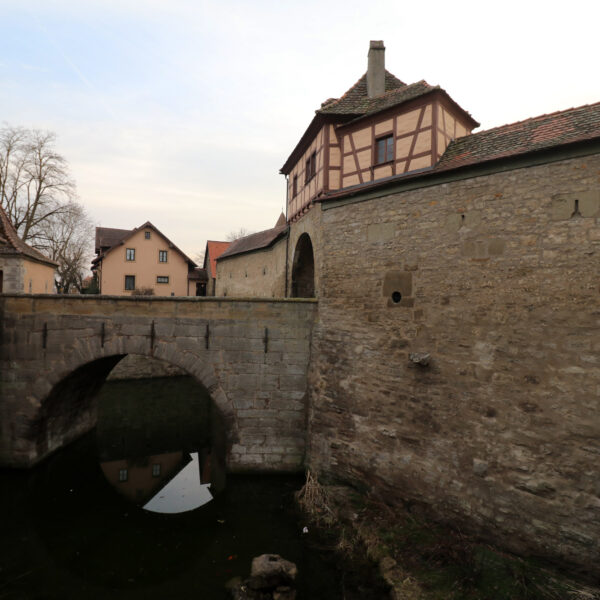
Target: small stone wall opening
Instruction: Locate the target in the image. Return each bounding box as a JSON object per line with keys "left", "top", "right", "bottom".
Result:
{"left": 291, "top": 233, "right": 315, "bottom": 298}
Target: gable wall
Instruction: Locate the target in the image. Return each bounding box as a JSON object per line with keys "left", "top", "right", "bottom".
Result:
{"left": 99, "top": 227, "right": 189, "bottom": 296}
{"left": 22, "top": 259, "right": 56, "bottom": 294}
{"left": 435, "top": 99, "right": 473, "bottom": 159}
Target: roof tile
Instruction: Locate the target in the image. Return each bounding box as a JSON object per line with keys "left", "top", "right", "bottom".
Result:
{"left": 95, "top": 227, "right": 130, "bottom": 253}
{"left": 205, "top": 241, "right": 231, "bottom": 276}
{"left": 318, "top": 71, "right": 407, "bottom": 115}
{"left": 437, "top": 101, "right": 600, "bottom": 172}
{"left": 218, "top": 225, "right": 287, "bottom": 261}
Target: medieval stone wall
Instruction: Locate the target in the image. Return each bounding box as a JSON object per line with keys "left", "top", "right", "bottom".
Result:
{"left": 216, "top": 238, "right": 287, "bottom": 298}
{"left": 307, "top": 152, "right": 600, "bottom": 574}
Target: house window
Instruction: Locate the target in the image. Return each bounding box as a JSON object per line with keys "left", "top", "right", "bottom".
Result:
{"left": 144, "top": 231, "right": 151, "bottom": 239}
{"left": 119, "top": 468, "right": 128, "bottom": 482}
{"left": 156, "top": 276, "right": 169, "bottom": 284}
{"left": 126, "top": 248, "right": 135, "bottom": 261}
{"left": 152, "top": 464, "right": 161, "bottom": 477}
{"left": 376, "top": 134, "right": 394, "bottom": 164}
{"left": 305, "top": 151, "right": 316, "bottom": 183}
{"left": 293, "top": 174, "right": 298, "bottom": 197}
{"left": 159, "top": 250, "right": 168, "bottom": 263}
{"left": 124, "top": 275, "right": 135, "bottom": 290}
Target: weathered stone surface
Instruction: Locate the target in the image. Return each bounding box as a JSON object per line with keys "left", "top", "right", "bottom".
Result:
{"left": 303, "top": 153, "right": 600, "bottom": 575}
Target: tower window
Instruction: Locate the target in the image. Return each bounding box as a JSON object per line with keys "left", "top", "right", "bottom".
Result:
{"left": 375, "top": 134, "right": 394, "bottom": 164}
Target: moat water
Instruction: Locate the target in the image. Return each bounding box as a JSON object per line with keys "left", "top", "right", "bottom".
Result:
{"left": 0, "top": 376, "right": 385, "bottom": 599}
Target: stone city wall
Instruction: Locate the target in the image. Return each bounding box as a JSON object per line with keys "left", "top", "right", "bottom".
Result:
{"left": 216, "top": 238, "right": 288, "bottom": 298}
{"left": 307, "top": 152, "right": 600, "bottom": 574}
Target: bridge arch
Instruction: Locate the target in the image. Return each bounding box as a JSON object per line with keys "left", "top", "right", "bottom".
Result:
{"left": 291, "top": 233, "right": 315, "bottom": 298}
{"left": 30, "top": 341, "right": 236, "bottom": 464}
{"left": 1, "top": 295, "right": 315, "bottom": 470}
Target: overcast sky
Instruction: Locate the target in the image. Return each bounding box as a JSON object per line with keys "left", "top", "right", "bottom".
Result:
{"left": 1, "top": 0, "right": 598, "bottom": 258}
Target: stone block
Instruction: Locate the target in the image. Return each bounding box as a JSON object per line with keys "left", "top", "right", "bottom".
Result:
{"left": 463, "top": 210, "right": 481, "bottom": 229}
{"left": 444, "top": 213, "right": 462, "bottom": 232}
{"left": 487, "top": 238, "right": 506, "bottom": 256}
{"left": 382, "top": 271, "right": 412, "bottom": 305}
{"left": 228, "top": 374, "right": 259, "bottom": 391}
{"left": 550, "top": 194, "right": 574, "bottom": 220}
{"left": 279, "top": 374, "right": 308, "bottom": 392}
{"left": 578, "top": 189, "right": 600, "bottom": 217}
{"left": 231, "top": 395, "right": 255, "bottom": 410}
{"left": 367, "top": 222, "right": 395, "bottom": 242}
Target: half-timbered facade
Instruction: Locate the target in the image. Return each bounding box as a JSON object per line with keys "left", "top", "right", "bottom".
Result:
{"left": 280, "top": 41, "right": 478, "bottom": 222}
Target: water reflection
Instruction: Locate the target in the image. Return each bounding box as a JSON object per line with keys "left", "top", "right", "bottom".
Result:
{"left": 95, "top": 376, "right": 225, "bottom": 513}
{"left": 143, "top": 452, "right": 213, "bottom": 513}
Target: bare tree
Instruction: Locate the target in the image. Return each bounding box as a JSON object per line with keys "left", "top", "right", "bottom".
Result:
{"left": 35, "top": 202, "right": 94, "bottom": 294}
{"left": 0, "top": 125, "right": 93, "bottom": 293}
{"left": 0, "top": 125, "right": 76, "bottom": 246}
{"left": 192, "top": 249, "right": 205, "bottom": 267}
{"left": 226, "top": 227, "right": 253, "bottom": 242}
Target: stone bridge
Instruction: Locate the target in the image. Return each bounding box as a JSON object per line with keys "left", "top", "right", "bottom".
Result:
{"left": 0, "top": 294, "right": 317, "bottom": 470}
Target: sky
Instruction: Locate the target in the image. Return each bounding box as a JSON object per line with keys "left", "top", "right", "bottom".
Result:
{"left": 1, "top": 0, "right": 598, "bottom": 260}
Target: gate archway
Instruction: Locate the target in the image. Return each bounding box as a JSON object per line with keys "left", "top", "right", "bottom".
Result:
{"left": 291, "top": 233, "right": 315, "bottom": 298}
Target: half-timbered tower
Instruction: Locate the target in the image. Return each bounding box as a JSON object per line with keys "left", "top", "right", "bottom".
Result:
{"left": 280, "top": 40, "right": 479, "bottom": 222}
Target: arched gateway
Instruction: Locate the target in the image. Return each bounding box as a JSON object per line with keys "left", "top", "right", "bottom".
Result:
{"left": 291, "top": 233, "right": 315, "bottom": 298}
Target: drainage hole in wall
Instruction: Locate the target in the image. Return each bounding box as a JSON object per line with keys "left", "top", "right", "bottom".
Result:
{"left": 391, "top": 291, "right": 402, "bottom": 303}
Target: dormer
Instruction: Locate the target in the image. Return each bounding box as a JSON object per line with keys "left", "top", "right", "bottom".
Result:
{"left": 280, "top": 41, "right": 479, "bottom": 222}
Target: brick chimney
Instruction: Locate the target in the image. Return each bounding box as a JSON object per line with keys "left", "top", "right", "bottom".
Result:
{"left": 367, "top": 40, "right": 385, "bottom": 98}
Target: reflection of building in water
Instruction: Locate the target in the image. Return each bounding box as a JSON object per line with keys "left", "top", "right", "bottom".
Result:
{"left": 95, "top": 376, "right": 224, "bottom": 512}
{"left": 101, "top": 449, "right": 215, "bottom": 513}
{"left": 142, "top": 452, "right": 213, "bottom": 514}
{"left": 101, "top": 451, "right": 191, "bottom": 505}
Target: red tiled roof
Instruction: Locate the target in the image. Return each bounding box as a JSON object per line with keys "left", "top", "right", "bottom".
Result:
{"left": 0, "top": 206, "right": 58, "bottom": 267}
{"left": 204, "top": 241, "right": 231, "bottom": 277}
{"left": 218, "top": 225, "right": 287, "bottom": 261}
{"left": 437, "top": 101, "right": 600, "bottom": 172}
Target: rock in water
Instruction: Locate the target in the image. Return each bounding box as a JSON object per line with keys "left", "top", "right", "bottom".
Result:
{"left": 248, "top": 554, "right": 298, "bottom": 591}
